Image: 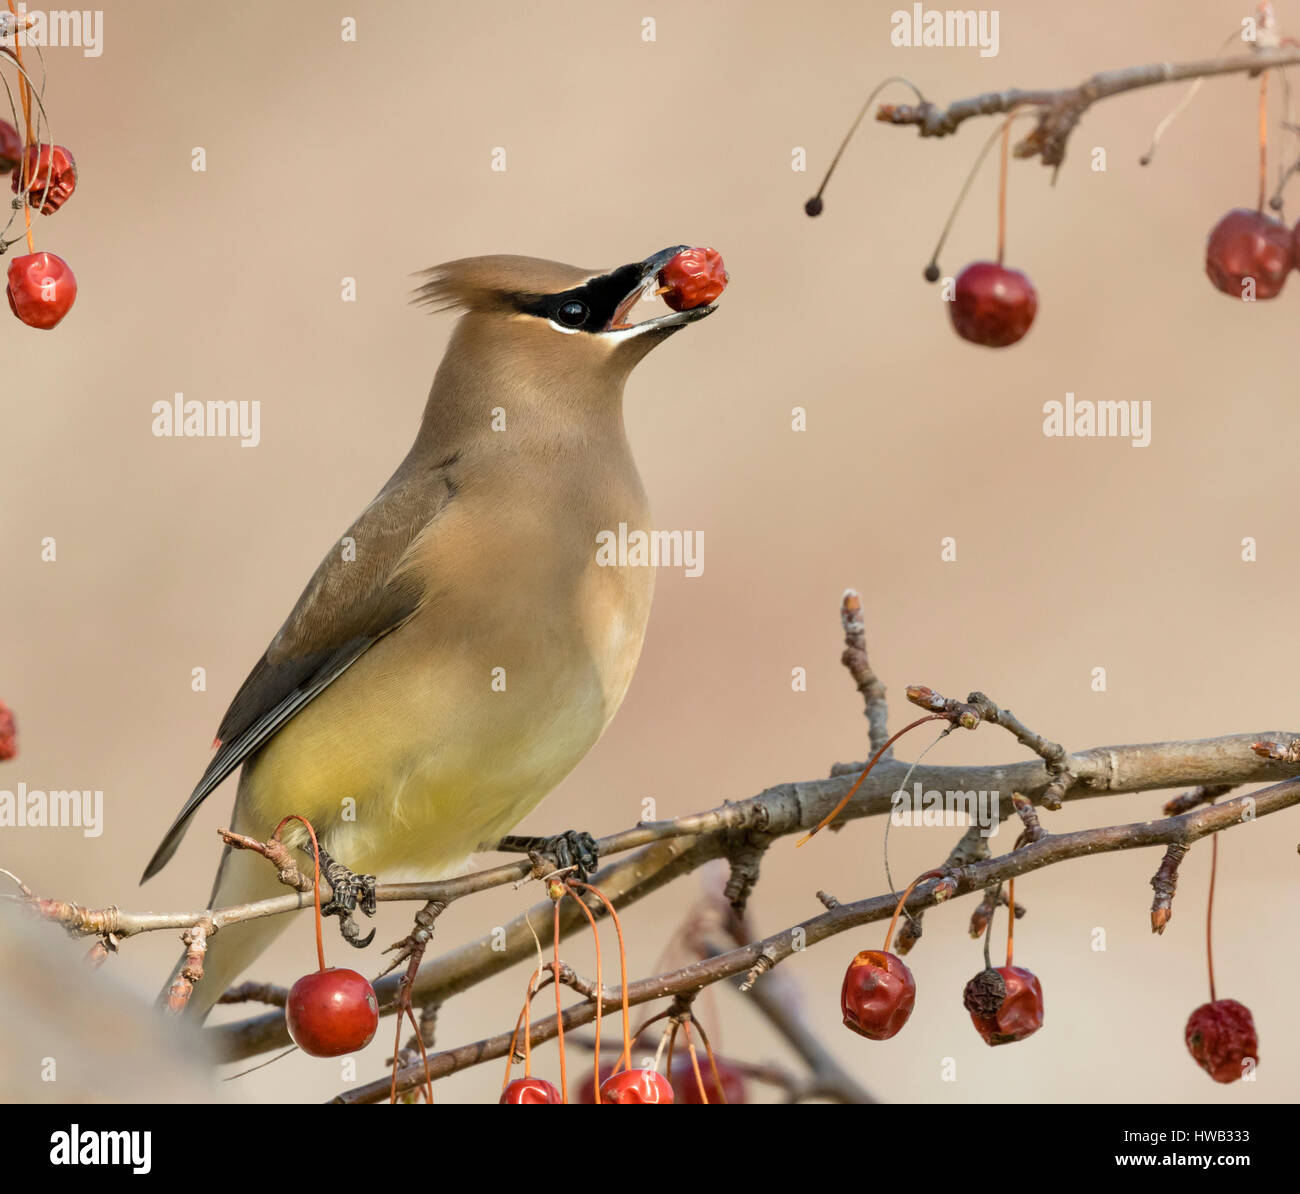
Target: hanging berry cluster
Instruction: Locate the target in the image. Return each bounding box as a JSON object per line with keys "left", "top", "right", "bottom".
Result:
{"left": 839, "top": 869, "right": 1046, "bottom": 1048}
{"left": 2, "top": 4, "right": 78, "bottom": 329}
{"left": 807, "top": 53, "right": 1300, "bottom": 345}
{"left": 501, "top": 877, "right": 681, "bottom": 1105}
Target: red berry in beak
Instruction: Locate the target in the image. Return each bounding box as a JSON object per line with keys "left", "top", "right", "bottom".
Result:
{"left": 658, "top": 247, "right": 728, "bottom": 311}
{"left": 672, "top": 1054, "right": 747, "bottom": 1104}
{"left": 950, "top": 262, "right": 1038, "bottom": 347}
{"left": 284, "top": 967, "right": 379, "bottom": 1057}
{"left": 12, "top": 144, "right": 77, "bottom": 215}
{"left": 1185, "top": 999, "right": 1258, "bottom": 1084}
{"left": 0, "top": 121, "right": 21, "bottom": 174}
{"left": 599, "top": 1068, "right": 675, "bottom": 1104}
{"left": 966, "top": 965, "right": 1044, "bottom": 1046}
{"left": 499, "top": 1076, "right": 563, "bottom": 1104}
{"left": 6, "top": 251, "right": 77, "bottom": 329}
{"left": 840, "top": 949, "right": 916, "bottom": 1040}
{"left": 1206, "top": 209, "right": 1292, "bottom": 299}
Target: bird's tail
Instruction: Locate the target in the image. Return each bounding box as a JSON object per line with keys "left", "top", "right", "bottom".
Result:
{"left": 161, "top": 840, "right": 294, "bottom": 1022}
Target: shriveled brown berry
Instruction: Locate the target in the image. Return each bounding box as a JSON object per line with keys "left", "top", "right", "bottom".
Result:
{"left": 962, "top": 967, "right": 1006, "bottom": 1018}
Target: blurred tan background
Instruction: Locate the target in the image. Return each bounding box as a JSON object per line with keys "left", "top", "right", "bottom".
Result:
{"left": 2, "top": 0, "right": 1298, "bottom": 1103}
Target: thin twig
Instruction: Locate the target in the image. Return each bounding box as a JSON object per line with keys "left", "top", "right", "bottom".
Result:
{"left": 839, "top": 589, "right": 889, "bottom": 752}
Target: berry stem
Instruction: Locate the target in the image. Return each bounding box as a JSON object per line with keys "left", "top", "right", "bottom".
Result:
{"left": 523, "top": 971, "right": 537, "bottom": 1074}
{"left": 502, "top": 990, "right": 527, "bottom": 1090}
{"left": 924, "top": 110, "right": 1034, "bottom": 279}
{"left": 272, "top": 814, "right": 325, "bottom": 973}
{"left": 405, "top": 1004, "right": 434, "bottom": 1103}
{"left": 1258, "top": 71, "right": 1269, "bottom": 214}
{"left": 680, "top": 1018, "right": 709, "bottom": 1104}
{"left": 1006, "top": 876, "right": 1015, "bottom": 968}
{"left": 799, "top": 714, "right": 946, "bottom": 844}
{"left": 1207, "top": 831, "right": 1218, "bottom": 1003}
{"left": 551, "top": 900, "right": 567, "bottom": 1103}
{"left": 805, "top": 75, "right": 926, "bottom": 212}
{"left": 883, "top": 868, "right": 945, "bottom": 953}
{"left": 650, "top": 1019, "right": 676, "bottom": 1080}
{"left": 997, "top": 117, "right": 1011, "bottom": 266}
{"left": 565, "top": 885, "right": 604, "bottom": 1104}
{"left": 0, "top": 52, "right": 58, "bottom": 225}
{"left": 389, "top": 1003, "right": 404, "bottom": 1105}
{"left": 501, "top": 966, "right": 543, "bottom": 1090}
{"left": 663, "top": 1017, "right": 679, "bottom": 1080}
{"left": 882, "top": 724, "right": 956, "bottom": 901}
{"left": 571, "top": 881, "right": 633, "bottom": 1075}
{"left": 628, "top": 1006, "right": 673, "bottom": 1057}
{"left": 1138, "top": 30, "right": 1239, "bottom": 167}
{"left": 982, "top": 884, "right": 997, "bottom": 969}
{"left": 693, "top": 1017, "right": 728, "bottom": 1105}
{"left": 4, "top": 0, "right": 36, "bottom": 252}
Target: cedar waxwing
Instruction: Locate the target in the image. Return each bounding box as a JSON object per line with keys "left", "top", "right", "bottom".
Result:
{"left": 143, "top": 247, "right": 720, "bottom": 1018}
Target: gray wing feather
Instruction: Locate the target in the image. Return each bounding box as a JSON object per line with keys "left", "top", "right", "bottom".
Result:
{"left": 140, "top": 462, "right": 454, "bottom": 884}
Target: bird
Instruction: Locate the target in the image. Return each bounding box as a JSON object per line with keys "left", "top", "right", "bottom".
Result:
{"left": 142, "top": 247, "right": 721, "bottom": 1019}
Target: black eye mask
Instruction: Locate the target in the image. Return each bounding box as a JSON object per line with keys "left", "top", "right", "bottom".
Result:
{"left": 513, "top": 263, "right": 645, "bottom": 333}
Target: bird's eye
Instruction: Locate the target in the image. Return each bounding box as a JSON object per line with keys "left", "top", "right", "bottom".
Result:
{"left": 557, "top": 300, "right": 588, "bottom": 327}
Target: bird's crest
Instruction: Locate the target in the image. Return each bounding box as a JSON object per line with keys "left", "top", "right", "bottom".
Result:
{"left": 413, "top": 255, "right": 596, "bottom": 314}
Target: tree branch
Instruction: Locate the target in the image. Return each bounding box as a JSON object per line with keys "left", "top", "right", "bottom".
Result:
{"left": 199, "top": 726, "right": 1300, "bottom": 1064}
{"left": 337, "top": 778, "right": 1299, "bottom": 1102}
{"left": 875, "top": 47, "right": 1300, "bottom": 168}
{"left": 8, "top": 586, "right": 1299, "bottom": 1102}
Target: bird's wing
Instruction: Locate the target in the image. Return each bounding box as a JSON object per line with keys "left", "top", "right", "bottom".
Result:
{"left": 141, "top": 468, "right": 451, "bottom": 882}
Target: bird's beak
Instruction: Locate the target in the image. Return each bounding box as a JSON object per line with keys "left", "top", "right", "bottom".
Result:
{"left": 601, "top": 245, "right": 719, "bottom": 338}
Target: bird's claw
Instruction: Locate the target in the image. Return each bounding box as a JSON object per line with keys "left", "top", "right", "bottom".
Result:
{"left": 313, "top": 845, "right": 378, "bottom": 948}
{"left": 377, "top": 930, "right": 426, "bottom": 979}
{"left": 377, "top": 898, "right": 446, "bottom": 979}
{"left": 499, "top": 829, "right": 599, "bottom": 882}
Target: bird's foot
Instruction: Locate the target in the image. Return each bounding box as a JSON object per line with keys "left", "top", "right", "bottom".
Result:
{"left": 310, "top": 844, "right": 378, "bottom": 948}
{"left": 498, "top": 829, "right": 599, "bottom": 883}
{"left": 378, "top": 898, "right": 447, "bottom": 980}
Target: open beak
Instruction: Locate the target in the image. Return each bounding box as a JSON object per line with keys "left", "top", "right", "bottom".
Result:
{"left": 602, "top": 245, "right": 718, "bottom": 336}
